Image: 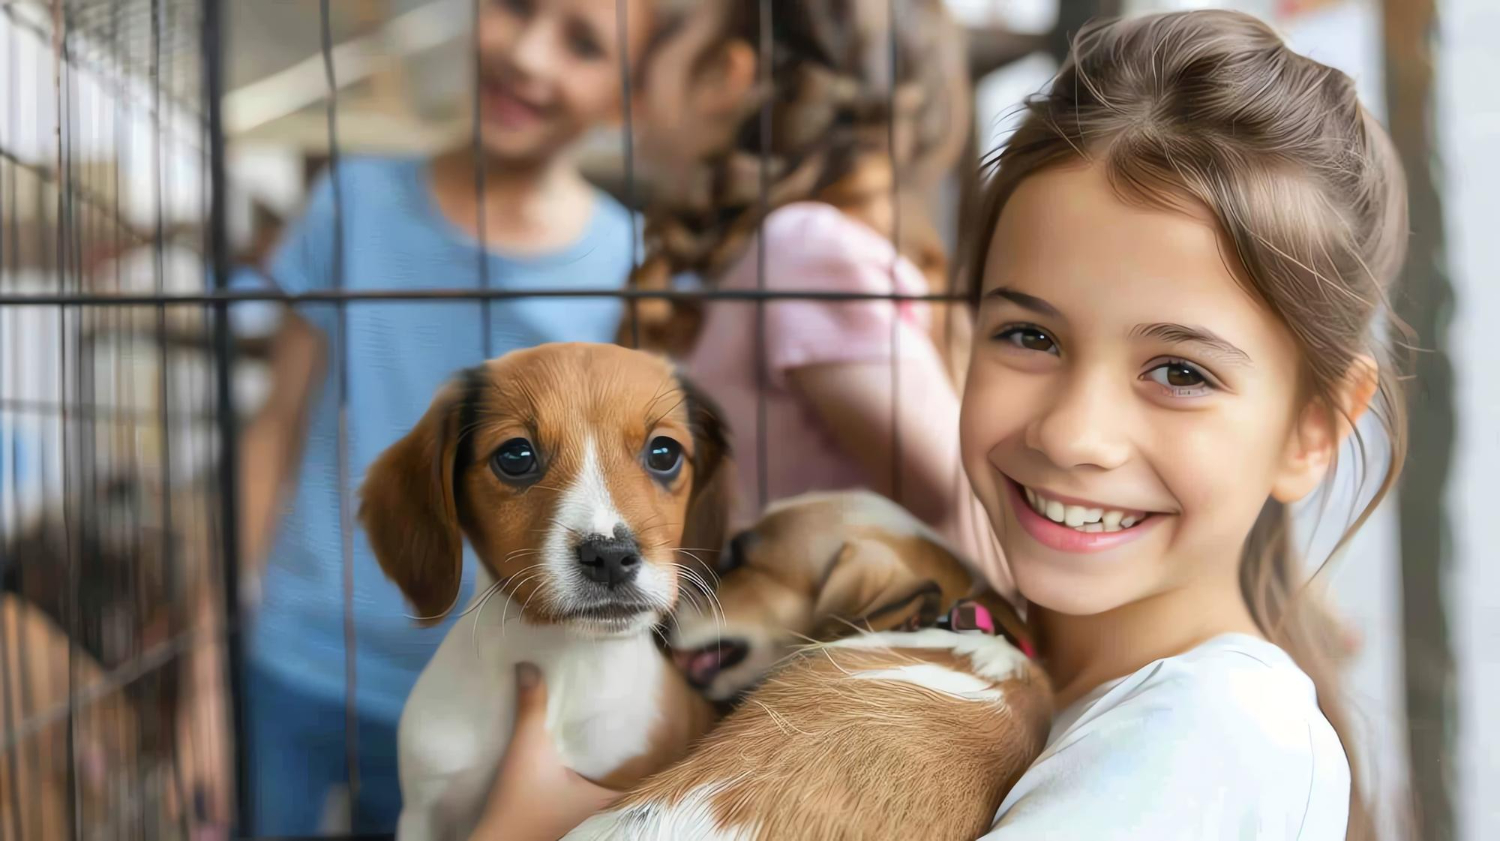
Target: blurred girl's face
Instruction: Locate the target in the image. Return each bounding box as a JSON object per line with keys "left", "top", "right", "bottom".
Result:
{"left": 961, "top": 162, "right": 1337, "bottom": 618}
{"left": 633, "top": 3, "right": 752, "bottom": 188}
{"left": 477, "top": 0, "right": 651, "bottom": 164}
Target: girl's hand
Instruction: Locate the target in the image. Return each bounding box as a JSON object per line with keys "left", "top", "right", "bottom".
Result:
{"left": 468, "top": 663, "right": 624, "bottom": 841}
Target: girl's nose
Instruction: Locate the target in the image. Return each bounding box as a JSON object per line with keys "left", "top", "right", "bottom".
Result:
{"left": 508, "top": 20, "right": 559, "bottom": 80}
{"left": 1025, "top": 370, "right": 1132, "bottom": 471}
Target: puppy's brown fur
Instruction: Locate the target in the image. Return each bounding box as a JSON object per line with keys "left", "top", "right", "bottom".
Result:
{"left": 0, "top": 597, "right": 139, "bottom": 841}
{"left": 615, "top": 643, "right": 1051, "bottom": 841}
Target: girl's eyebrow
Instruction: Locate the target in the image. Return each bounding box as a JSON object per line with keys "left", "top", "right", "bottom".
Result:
{"left": 1130, "top": 323, "right": 1253, "bottom": 367}
{"left": 569, "top": 11, "right": 607, "bottom": 48}
{"left": 985, "top": 287, "right": 1064, "bottom": 320}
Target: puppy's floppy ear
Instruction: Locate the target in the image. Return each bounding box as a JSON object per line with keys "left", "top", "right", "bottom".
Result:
{"left": 358, "top": 370, "right": 478, "bottom": 625}
{"left": 811, "top": 538, "right": 943, "bottom": 638}
{"left": 676, "top": 371, "right": 734, "bottom": 579}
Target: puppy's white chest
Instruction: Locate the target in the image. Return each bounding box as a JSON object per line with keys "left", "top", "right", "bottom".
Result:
{"left": 544, "top": 642, "right": 665, "bottom": 777}
{"left": 400, "top": 606, "right": 664, "bottom": 784}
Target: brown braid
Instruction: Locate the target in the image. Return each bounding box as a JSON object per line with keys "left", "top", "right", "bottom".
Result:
{"left": 619, "top": 0, "right": 968, "bottom": 355}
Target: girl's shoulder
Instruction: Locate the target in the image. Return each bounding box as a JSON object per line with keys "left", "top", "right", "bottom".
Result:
{"left": 1061, "top": 634, "right": 1339, "bottom": 758}
{"left": 722, "top": 201, "right": 925, "bottom": 295}
{"left": 759, "top": 200, "right": 895, "bottom": 258}
{"left": 986, "top": 635, "right": 1350, "bottom": 839}
{"left": 297, "top": 155, "right": 429, "bottom": 221}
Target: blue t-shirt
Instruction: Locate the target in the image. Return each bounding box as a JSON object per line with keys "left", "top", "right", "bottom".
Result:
{"left": 236, "top": 156, "right": 634, "bottom": 722}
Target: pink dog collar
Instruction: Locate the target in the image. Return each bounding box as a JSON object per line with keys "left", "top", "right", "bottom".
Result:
{"left": 929, "top": 600, "right": 1037, "bottom": 660}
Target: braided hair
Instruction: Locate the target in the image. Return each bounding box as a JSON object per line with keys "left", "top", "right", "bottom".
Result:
{"left": 621, "top": 0, "right": 968, "bottom": 355}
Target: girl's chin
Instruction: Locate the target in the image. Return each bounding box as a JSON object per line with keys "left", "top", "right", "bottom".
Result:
{"left": 479, "top": 126, "right": 567, "bottom": 164}
{"left": 1001, "top": 549, "right": 1146, "bottom": 618}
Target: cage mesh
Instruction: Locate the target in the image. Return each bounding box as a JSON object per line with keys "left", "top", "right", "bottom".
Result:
{"left": 0, "top": 1, "right": 1070, "bottom": 838}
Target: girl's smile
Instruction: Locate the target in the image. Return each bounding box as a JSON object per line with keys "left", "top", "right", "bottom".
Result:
{"left": 1004, "top": 477, "right": 1164, "bottom": 554}
{"left": 480, "top": 77, "right": 551, "bottom": 130}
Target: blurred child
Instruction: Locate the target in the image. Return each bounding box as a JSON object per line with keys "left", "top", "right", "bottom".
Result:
{"left": 233, "top": 0, "right": 652, "bottom": 833}
{"left": 619, "top": 0, "right": 1008, "bottom": 586}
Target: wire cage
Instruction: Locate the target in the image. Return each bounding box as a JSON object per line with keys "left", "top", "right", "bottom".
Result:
{"left": 0, "top": 0, "right": 1104, "bottom": 838}
{"left": 1, "top": 0, "right": 241, "bottom": 838}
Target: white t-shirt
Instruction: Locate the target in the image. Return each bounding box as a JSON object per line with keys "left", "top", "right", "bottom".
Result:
{"left": 981, "top": 634, "right": 1350, "bottom": 840}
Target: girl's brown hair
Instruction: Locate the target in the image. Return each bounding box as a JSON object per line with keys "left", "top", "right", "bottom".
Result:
{"left": 963, "top": 11, "right": 1408, "bottom": 839}
{"left": 622, "top": 0, "right": 970, "bottom": 354}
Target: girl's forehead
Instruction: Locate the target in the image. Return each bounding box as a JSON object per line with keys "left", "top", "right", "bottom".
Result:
{"left": 541, "top": 0, "right": 654, "bottom": 45}
{"left": 984, "top": 164, "right": 1290, "bottom": 356}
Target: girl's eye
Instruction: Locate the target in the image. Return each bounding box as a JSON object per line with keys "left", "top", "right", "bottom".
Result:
{"left": 496, "top": 0, "right": 532, "bottom": 16}
{"left": 492, "top": 438, "right": 540, "bottom": 480}
{"left": 645, "top": 437, "right": 685, "bottom": 481}
{"left": 1144, "top": 360, "right": 1215, "bottom": 396}
{"left": 996, "top": 325, "right": 1059, "bottom": 355}
{"left": 566, "top": 25, "right": 604, "bottom": 59}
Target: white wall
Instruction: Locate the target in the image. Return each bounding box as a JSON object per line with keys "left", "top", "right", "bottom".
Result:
{"left": 1439, "top": 0, "right": 1500, "bottom": 837}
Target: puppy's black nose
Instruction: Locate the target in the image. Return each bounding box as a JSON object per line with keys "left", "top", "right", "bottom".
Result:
{"left": 577, "top": 537, "right": 642, "bottom": 588}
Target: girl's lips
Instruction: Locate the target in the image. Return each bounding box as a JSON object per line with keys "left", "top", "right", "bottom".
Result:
{"left": 481, "top": 82, "right": 546, "bottom": 129}
{"left": 1006, "top": 477, "right": 1162, "bottom": 554}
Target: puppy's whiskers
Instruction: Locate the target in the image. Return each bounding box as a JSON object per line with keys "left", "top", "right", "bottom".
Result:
{"left": 469, "top": 579, "right": 516, "bottom": 659}
{"left": 403, "top": 574, "right": 509, "bottom": 623}
{"left": 669, "top": 547, "right": 723, "bottom": 586}
{"left": 668, "top": 559, "right": 726, "bottom": 642}
{"left": 494, "top": 570, "right": 548, "bottom": 643}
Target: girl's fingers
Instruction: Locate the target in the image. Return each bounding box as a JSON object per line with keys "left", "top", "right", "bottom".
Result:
{"left": 506, "top": 662, "right": 554, "bottom": 757}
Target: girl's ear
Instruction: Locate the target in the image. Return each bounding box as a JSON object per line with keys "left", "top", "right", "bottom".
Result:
{"left": 695, "top": 39, "right": 757, "bottom": 119}
{"left": 1271, "top": 355, "right": 1379, "bottom": 504}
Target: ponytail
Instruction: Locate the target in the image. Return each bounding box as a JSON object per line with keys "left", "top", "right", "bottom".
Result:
{"left": 1241, "top": 500, "right": 1374, "bottom": 841}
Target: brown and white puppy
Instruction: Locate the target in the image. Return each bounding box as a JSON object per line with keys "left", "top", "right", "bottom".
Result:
{"left": 358, "top": 343, "right": 731, "bottom": 841}
{"left": 567, "top": 490, "right": 1052, "bottom": 841}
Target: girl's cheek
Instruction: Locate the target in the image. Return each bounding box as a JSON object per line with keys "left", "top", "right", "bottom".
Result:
{"left": 962, "top": 366, "right": 1027, "bottom": 448}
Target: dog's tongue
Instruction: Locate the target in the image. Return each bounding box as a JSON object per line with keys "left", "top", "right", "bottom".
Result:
{"left": 673, "top": 648, "right": 724, "bottom": 687}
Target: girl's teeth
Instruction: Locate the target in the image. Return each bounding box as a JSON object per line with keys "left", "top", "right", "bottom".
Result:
{"left": 1022, "top": 485, "right": 1146, "bottom": 534}
{"left": 1045, "top": 500, "right": 1065, "bottom": 523}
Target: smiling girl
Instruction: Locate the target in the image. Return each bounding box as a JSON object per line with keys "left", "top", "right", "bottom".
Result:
{"left": 471, "top": 9, "right": 1407, "bottom": 841}
{"left": 962, "top": 10, "right": 1405, "bottom": 839}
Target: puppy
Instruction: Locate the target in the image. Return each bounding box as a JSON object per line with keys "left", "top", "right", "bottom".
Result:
{"left": 1, "top": 596, "right": 140, "bottom": 841}
{"left": 568, "top": 490, "right": 1052, "bottom": 841}
{"left": 358, "top": 343, "right": 732, "bottom": 841}
{"left": 670, "top": 490, "right": 1030, "bottom": 701}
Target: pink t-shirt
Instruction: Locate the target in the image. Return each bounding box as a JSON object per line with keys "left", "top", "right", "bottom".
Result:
{"left": 683, "top": 201, "right": 934, "bottom": 527}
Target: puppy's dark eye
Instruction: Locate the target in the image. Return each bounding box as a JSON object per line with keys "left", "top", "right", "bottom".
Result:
{"left": 645, "top": 436, "right": 684, "bottom": 480}
{"left": 718, "top": 531, "right": 753, "bottom": 575}
{"left": 492, "top": 438, "right": 539, "bottom": 480}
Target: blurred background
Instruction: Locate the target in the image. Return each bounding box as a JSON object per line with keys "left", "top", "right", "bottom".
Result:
{"left": 0, "top": 0, "right": 1494, "bottom": 838}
